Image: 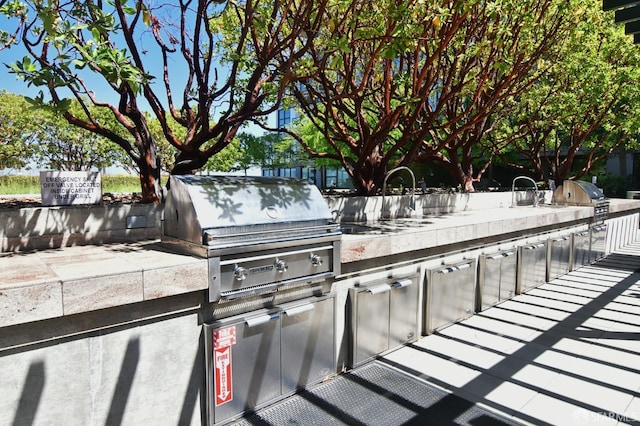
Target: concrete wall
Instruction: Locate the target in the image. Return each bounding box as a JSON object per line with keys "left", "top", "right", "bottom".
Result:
{"left": 0, "top": 203, "right": 162, "bottom": 252}
{"left": 1, "top": 293, "right": 205, "bottom": 426}
{"left": 0, "top": 192, "right": 550, "bottom": 252}
{"left": 326, "top": 191, "right": 552, "bottom": 222}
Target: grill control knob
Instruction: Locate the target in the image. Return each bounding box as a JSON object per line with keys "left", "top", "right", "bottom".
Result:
{"left": 234, "top": 266, "right": 248, "bottom": 281}
{"left": 274, "top": 259, "right": 288, "bottom": 273}
{"left": 310, "top": 254, "right": 323, "bottom": 267}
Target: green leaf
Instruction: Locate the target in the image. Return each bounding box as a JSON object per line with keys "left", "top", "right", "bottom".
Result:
{"left": 56, "top": 98, "right": 72, "bottom": 112}
{"left": 142, "top": 4, "right": 151, "bottom": 26}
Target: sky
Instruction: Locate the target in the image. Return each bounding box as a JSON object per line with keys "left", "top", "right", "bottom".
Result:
{"left": 0, "top": 43, "right": 270, "bottom": 134}
{"left": 0, "top": 40, "right": 264, "bottom": 175}
{"left": 0, "top": 13, "right": 271, "bottom": 133}
{"left": 0, "top": 15, "right": 268, "bottom": 177}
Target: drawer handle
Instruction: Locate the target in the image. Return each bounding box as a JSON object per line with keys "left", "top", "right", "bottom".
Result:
{"left": 367, "top": 284, "right": 391, "bottom": 294}
{"left": 283, "top": 304, "right": 315, "bottom": 316}
{"left": 392, "top": 278, "right": 413, "bottom": 288}
{"left": 245, "top": 313, "right": 278, "bottom": 327}
{"left": 438, "top": 263, "right": 472, "bottom": 273}
{"left": 524, "top": 243, "right": 545, "bottom": 250}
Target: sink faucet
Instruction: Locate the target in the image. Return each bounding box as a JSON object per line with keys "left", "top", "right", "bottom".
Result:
{"left": 511, "top": 176, "right": 539, "bottom": 208}
{"left": 381, "top": 166, "right": 416, "bottom": 219}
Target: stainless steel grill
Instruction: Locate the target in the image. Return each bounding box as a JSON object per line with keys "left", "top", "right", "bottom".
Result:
{"left": 162, "top": 175, "right": 341, "bottom": 302}
{"left": 553, "top": 180, "right": 609, "bottom": 224}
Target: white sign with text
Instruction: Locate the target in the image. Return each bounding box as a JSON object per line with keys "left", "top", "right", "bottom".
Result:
{"left": 40, "top": 171, "right": 102, "bottom": 206}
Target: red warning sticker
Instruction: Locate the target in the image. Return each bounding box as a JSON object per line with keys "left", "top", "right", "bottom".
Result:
{"left": 213, "top": 326, "right": 237, "bottom": 406}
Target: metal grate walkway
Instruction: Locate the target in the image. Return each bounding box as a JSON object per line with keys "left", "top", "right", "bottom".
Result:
{"left": 237, "top": 360, "right": 517, "bottom": 425}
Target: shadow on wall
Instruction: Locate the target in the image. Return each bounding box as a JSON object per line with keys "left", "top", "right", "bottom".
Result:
{"left": 13, "top": 361, "right": 45, "bottom": 426}
{"left": 106, "top": 338, "right": 140, "bottom": 425}
{"left": 7, "top": 297, "right": 205, "bottom": 425}
{"left": 0, "top": 204, "right": 162, "bottom": 253}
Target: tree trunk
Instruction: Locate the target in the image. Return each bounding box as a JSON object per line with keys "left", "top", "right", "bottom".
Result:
{"left": 137, "top": 148, "right": 162, "bottom": 204}
{"left": 462, "top": 176, "right": 475, "bottom": 192}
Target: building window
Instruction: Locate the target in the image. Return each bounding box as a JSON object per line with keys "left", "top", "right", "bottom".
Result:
{"left": 325, "top": 168, "right": 338, "bottom": 188}
{"left": 302, "top": 167, "right": 316, "bottom": 184}
{"left": 278, "top": 109, "right": 293, "bottom": 127}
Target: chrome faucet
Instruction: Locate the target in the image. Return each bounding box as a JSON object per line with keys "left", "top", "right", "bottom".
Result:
{"left": 511, "top": 176, "right": 539, "bottom": 208}
{"left": 381, "top": 166, "right": 416, "bottom": 219}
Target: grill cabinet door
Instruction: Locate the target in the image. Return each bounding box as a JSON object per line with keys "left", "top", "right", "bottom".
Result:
{"left": 590, "top": 225, "right": 607, "bottom": 262}
{"left": 572, "top": 231, "right": 590, "bottom": 270}
{"left": 350, "top": 285, "right": 391, "bottom": 367}
{"left": 389, "top": 278, "right": 419, "bottom": 349}
{"left": 280, "top": 295, "right": 336, "bottom": 395}
{"left": 205, "top": 310, "right": 282, "bottom": 425}
{"left": 517, "top": 242, "right": 547, "bottom": 294}
{"left": 477, "top": 251, "right": 517, "bottom": 312}
{"left": 477, "top": 254, "right": 502, "bottom": 311}
{"left": 499, "top": 251, "right": 517, "bottom": 301}
{"left": 426, "top": 261, "right": 476, "bottom": 334}
{"left": 547, "top": 236, "right": 571, "bottom": 281}
{"left": 349, "top": 275, "right": 420, "bottom": 368}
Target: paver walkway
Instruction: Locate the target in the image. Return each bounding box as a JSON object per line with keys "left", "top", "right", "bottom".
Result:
{"left": 239, "top": 242, "right": 640, "bottom": 425}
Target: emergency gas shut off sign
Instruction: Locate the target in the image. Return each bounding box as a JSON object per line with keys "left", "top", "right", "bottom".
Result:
{"left": 40, "top": 171, "right": 102, "bottom": 206}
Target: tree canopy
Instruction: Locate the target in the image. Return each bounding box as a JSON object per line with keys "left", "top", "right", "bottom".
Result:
{"left": 270, "top": 0, "right": 574, "bottom": 194}
{"left": 0, "top": 90, "right": 38, "bottom": 170}
{"left": 2, "top": 0, "right": 328, "bottom": 202}
{"left": 497, "top": 2, "right": 640, "bottom": 185}
{"left": 2, "top": 0, "right": 639, "bottom": 197}
{"left": 0, "top": 91, "right": 131, "bottom": 172}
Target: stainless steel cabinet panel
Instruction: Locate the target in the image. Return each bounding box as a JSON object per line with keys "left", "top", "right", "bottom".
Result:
{"left": 425, "top": 260, "right": 476, "bottom": 334}
{"left": 477, "top": 251, "right": 516, "bottom": 312}
{"left": 350, "top": 284, "right": 391, "bottom": 367}
{"left": 349, "top": 276, "right": 419, "bottom": 367}
{"left": 389, "top": 278, "right": 419, "bottom": 348}
{"left": 280, "top": 296, "right": 335, "bottom": 394}
{"left": 205, "top": 309, "right": 282, "bottom": 425}
{"left": 500, "top": 253, "right": 517, "bottom": 301}
{"left": 517, "top": 242, "right": 547, "bottom": 294}
{"left": 572, "top": 231, "right": 590, "bottom": 270}
{"left": 547, "top": 236, "right": 571, "bottom": 281}
{"left": 205, "top": 294, "right": 337, "bottom": 425}
{"left": 590, "top": 225, "right": 607, "bottom": 262}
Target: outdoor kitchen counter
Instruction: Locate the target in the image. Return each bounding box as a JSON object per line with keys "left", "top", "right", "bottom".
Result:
{"left": 339, "top": 198, "right": 640, "bottom": 263}
{"left": 1, "top": 198, "right": 639, "bottom": 328}
{"left": 0, "top": 241, "right": 208, "bottom": 328}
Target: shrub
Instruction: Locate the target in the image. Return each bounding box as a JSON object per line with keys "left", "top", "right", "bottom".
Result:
{"left": 0, "top": 174, "right": 144, "bottom": 195}
{"left": 592, "top": 175, "right": 633, "bottom": 198}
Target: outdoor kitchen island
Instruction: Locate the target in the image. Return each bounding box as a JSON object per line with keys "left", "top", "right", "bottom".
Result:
{"left": 0, "top": 192, "right": 639, "bottom": 425}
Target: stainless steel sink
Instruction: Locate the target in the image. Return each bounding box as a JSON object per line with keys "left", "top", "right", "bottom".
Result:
{"left": 537, "top": 204, "right": 570, "bottom": 209}
{"left": 382, "top": 218, "right": 434, "bottom": 226}
{"left": 340, "top": 224, "right": 385, "bottom": 235}
{"left": 340, "top": 218, "right": 434, "bottom": 235}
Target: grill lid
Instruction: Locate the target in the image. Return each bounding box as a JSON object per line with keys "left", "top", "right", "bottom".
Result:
{"left": 552, "top": 180, "right": 606, "bottom": 205}
{"left": 163, "top": 175, "right": 335, "bottom": 246}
